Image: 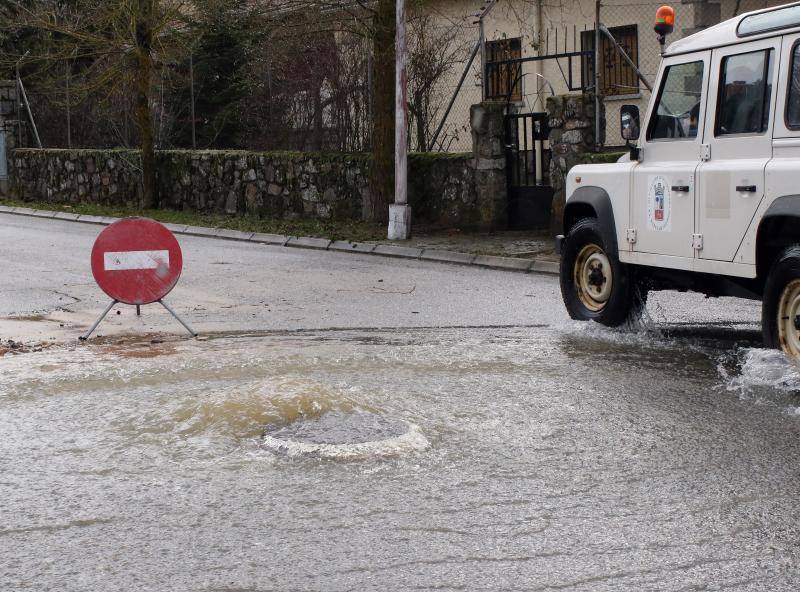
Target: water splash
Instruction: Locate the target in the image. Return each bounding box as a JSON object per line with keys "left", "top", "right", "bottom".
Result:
{"left": 720, "top": 348, "right": 800, "bottom": 392}
{"left": 262, "top": 410, "right": 429, "bottom": 460}
{"left": 166, "top": 377, "right": 376, "bottom": 440}
{"left": 717, "top": 347, "right": 800, "bottom": 415}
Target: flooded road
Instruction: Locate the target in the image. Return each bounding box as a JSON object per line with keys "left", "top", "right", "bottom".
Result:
{"left": 4, "top": 318, "right": 800, "bottom": 591}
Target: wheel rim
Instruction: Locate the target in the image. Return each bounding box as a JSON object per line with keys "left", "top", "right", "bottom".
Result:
{"left": 777, "top": 279, "right": 800, "bottom": 358}
{"left": 574, "top": 243, "right": 613, "bottom": 312}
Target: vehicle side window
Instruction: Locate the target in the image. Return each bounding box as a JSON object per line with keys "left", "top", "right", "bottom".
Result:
{"left": 786, "top": 43, "right": 800, "bottom": 129}
{"left": 716, "top": 49, "right": 773, "bottom": 135}
{"left": 647, "top": 61, "right": 704, "bottom": 141}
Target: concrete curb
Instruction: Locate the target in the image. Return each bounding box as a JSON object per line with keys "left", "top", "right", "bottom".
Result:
{"left": 0, "top": 205, "right": 559, "bottom": 276}
{"left": 420, "top": 249, "right": 476, "bottom": 265}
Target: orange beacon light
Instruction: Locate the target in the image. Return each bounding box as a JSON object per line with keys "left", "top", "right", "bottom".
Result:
{"left": 654, "top": 6, "right": 675, "bottom": 36}
{"left": 655, "top": 5, "right": 675, "bottom": 54}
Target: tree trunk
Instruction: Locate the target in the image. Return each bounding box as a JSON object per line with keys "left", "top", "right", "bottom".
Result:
{"left": 367, "top": 0, "right": 395, "bottom": 223}
{"left": 134, "top": 0, "right": 157, "bottom": 208}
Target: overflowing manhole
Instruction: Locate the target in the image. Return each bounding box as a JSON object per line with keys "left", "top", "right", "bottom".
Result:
{"left": 262, "top": 409, "right": 428, "bottom": 459}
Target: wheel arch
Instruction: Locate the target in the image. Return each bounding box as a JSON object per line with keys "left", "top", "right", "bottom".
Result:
{"left": 756, "top": 195, "right": 800, "bottom": 282}
{"left": 563, "top": 186, "right": 618, "bottom": 253}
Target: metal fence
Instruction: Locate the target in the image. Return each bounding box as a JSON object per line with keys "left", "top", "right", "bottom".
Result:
{"left": 416, "top": 22, "right": 482, "bottom": 152}
{"left": 595, "top": 0, "right": 685, "bottom": 146}
{"left": 16, "top": 1, "right": 792, "bottom": 155}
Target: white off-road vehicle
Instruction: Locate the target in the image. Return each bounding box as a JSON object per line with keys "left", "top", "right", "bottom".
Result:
{"left": 558, "top": 1, "right": 800, "bottom": 358}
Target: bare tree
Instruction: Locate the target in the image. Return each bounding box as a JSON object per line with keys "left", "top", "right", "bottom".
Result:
{"left": 2, "top": 0, "right": 187, "bottom": 207}
{"left": 262, "top": 0, "right": 397, "bottom": 221}
{"left": 2, "top": 0, "right": 477, "bottom": 218}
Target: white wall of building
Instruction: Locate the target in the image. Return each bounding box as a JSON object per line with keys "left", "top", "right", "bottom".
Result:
{"left": 419, "top": 0, "right": 791, "bottom": 152}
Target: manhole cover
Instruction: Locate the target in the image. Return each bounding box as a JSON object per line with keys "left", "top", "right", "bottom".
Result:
{"left": 263, "top": 410, "right": 428, "bottom": 459}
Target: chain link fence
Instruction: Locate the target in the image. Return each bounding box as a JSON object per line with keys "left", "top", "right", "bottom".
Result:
{"left": 15, "top": 1, "right": 795, "bottom": 155}
{"left": 12, "top": 8, "right": 481, "bottom": 155}
{"left": 597, "top": 0, "right": 789, "bottom": 146}
{"left": 595, "top": 0, "right": 689, "bottom": 146}
{"left": 421, "top": 0, "right": 794, "bottom": 152}
{"left": 407, "top": 19, "right": 479, "bottom": 153}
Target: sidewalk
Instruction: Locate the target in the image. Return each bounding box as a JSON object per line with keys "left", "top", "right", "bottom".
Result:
{"left": 379, "top": 230, "right": 558, "bottom": 260}
{"left": 0, "top": 204, "right": 560, "bottom": 275}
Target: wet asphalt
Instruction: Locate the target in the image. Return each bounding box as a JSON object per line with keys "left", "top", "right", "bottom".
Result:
{"left": 2, "top": 213, "right": 800, "bottom": 591}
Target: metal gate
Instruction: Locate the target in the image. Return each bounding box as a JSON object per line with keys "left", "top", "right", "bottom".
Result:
{"left": 505, "top": 112, "right": 554, "bottom": 230}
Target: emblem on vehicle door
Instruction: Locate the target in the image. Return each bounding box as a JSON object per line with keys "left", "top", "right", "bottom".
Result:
{"left": 647, "top": 175, "right": 672, "bottom": 232}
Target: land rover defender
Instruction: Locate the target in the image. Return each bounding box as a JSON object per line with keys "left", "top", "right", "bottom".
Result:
{"left": 558, "top": 1, "right": 800, "bottom": 358}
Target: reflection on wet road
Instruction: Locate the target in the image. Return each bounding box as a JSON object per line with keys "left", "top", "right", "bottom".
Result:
{"left": 3, "top": 319, "right": 800, "bottom": 591}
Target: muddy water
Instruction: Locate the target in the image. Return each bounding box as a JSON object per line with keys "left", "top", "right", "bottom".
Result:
{"left": 3, "top": 324, "right": 800, "bottom": 590}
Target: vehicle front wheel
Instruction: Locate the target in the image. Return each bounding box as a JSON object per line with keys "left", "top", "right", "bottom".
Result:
{"left": 559, "top": 217, "right": 643, "bottom": 327}
{"left": 762, "top": 246, "right": 800, "bottom": 358}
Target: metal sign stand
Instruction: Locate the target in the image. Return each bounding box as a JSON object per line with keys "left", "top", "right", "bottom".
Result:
{"left": 80, "top": 299, "right": 197, "bottom": 341}
{"left": 83, "top": 217, "right": 195, "bottom": 342}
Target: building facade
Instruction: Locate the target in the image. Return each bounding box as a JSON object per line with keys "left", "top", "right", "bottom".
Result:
{"left": 422, "top": 0, "right": 789, "bottom": 150}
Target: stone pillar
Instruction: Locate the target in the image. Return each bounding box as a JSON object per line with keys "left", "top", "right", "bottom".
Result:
{"left": 470, "top": 102, "right": 507, "bottom": 231}
{"left": 0, "top": 81, "right": 23, "bottom": 197}
{"left": 547, "top": 94, "right": 604, "bottom": 233}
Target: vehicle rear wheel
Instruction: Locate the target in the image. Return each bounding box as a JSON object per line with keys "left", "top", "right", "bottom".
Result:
{"left": 560, "top": 218, "right": 644, "bottom": 327}
{"left": 762, "top": 246, "right": 800, "bottom": 358}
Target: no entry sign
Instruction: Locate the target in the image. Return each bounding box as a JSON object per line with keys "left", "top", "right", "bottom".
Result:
{"left": 90, "top": 217, "right": 183, "bottom": 306}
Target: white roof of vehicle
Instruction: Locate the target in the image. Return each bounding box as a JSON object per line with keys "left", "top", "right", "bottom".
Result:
{"left": 666, "top": 1, "right": 800, "bottom": 56}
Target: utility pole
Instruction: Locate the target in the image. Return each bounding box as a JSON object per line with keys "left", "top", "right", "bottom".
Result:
{"left": 387, "top": 0, "right": 411, "bottom": 240}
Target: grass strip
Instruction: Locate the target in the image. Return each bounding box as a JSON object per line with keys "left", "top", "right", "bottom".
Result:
{"left": 0, "top": 199, "right": 386, "bottom": 242}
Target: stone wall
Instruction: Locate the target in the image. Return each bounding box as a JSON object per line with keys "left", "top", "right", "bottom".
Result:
{"left": 8, "top": 148, "right": 489, "bottom": 228}
{"left": 157, "top": 151, "right": 370, "bottom": 220}
{"left": 6, "top": 99, "right": 515, "bottom": 230}
{"left": 11, "top": 149, "right": 142, "bottom": 206}
{"left": 547, "top": 93, "right": 606, "bottom": 232}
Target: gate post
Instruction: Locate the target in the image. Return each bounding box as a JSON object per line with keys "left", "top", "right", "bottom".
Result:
{"left": 547, "top": 94, "right": 604, "bottom": 234}
{"left": 0, "top": 80, "right": 22, "bottom": 197}
{"left": 470, "top": 102, "right": 507, "bottom": 230}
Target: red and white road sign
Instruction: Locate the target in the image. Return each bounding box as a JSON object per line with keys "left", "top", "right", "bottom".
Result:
{"left": 90, "top": 217, "right": 183, "bottom": 305}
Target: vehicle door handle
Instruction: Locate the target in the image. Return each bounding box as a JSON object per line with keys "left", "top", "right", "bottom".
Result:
{"left": 671, "top": 185, "right": 690, "bottom": 192}
{"left": 736, "top": 185, "right": 757, "bottom": 193}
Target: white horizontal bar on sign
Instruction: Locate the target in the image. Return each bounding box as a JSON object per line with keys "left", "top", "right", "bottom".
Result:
{"left": 104, "top": 250, "right": 170, "bottom": 271}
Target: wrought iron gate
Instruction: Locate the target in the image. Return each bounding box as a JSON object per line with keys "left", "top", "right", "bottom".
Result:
{"left": 504, "top": 112, "right": 554, "bottom": 230}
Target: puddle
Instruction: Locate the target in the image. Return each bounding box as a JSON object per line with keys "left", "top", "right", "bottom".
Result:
{"left": 4, "top": 327, "right": 800, "bottom": 590}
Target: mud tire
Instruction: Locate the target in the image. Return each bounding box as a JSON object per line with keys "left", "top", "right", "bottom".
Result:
{"left": 560, "top": 217, "right": 644, "bottom": 327}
